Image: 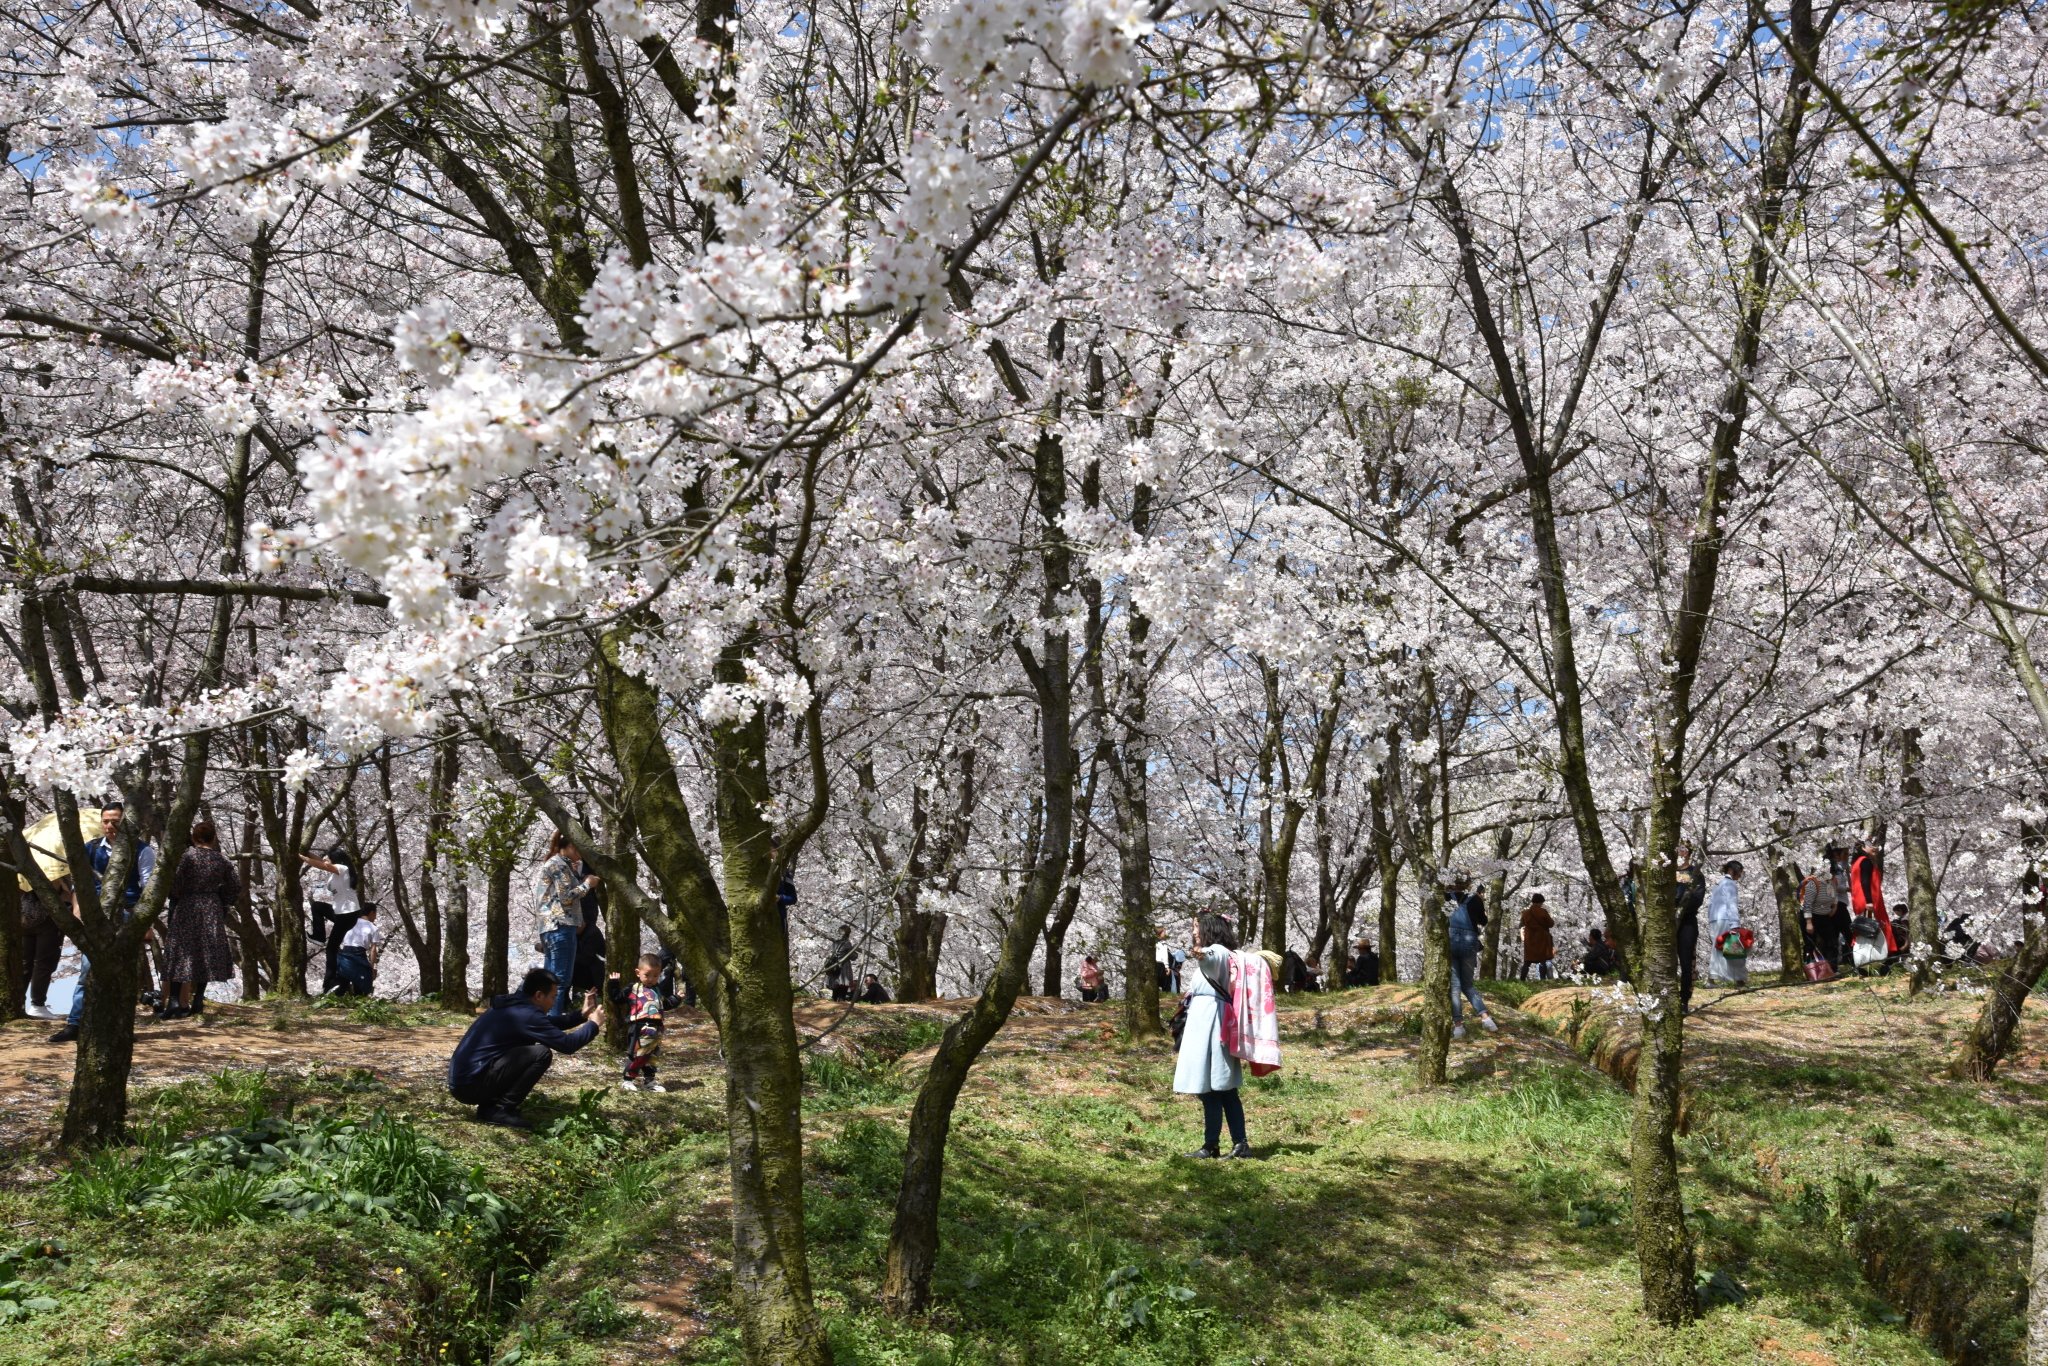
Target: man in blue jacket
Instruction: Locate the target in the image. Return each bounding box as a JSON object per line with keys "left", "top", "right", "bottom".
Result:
{"left": 447, "top": 968, "right": 606, "bottom": 1129}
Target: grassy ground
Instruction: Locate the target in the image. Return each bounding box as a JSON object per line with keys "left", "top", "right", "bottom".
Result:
{"left": 0, "top": 978, "right": 2036, "bottom": 1364}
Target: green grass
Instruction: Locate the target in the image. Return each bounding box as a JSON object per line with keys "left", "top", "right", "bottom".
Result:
{"left": 1, "top": 986, "right": 2034, "bottom": 1364}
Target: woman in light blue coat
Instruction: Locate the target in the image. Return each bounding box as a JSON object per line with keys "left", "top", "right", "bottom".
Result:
{"left": 1171, "top": 912, "right": 1252, "bottom": 1159}
{"left": 1706, "top": 859, "right": 1748, "bottom": 986}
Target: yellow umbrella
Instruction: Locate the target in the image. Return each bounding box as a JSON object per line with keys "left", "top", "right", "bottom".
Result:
{"left": 16, "top": 809, "right": 91, "bottom": 893}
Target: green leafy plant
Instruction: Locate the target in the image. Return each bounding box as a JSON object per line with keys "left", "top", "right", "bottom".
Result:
{"left": 0, "top": 1241, "right": 70, "bottom": 1325}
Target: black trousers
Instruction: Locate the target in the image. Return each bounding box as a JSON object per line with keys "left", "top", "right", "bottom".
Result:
{"left": 1810, "top": 912, "right": 1846, "bottom": 969}
{"left": 320, "top": 911, "right": 362, "bottom": 995}
{"left": 21, "top": 919, "right": 63, "bottom": 1008}
{"left": 1676, "top": 915, "right": 1699, "bottom": 1009}
{"left": 450, "top": 1042, "right": 553, "bottom": 1112}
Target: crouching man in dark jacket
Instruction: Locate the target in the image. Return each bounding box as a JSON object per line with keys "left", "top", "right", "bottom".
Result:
{"left": 448, "top": 968, "right": 605, "bottom": 1129}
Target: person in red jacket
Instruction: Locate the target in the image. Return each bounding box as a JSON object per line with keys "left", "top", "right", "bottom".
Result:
{"left": 1849, "top": 838, "right": 1898, "bottom": 954}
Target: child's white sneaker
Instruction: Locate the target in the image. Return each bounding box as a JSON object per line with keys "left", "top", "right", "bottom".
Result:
{"left": 620, "top": 1078, "right": 639, "bottom": 1091}
{"left": 1452, "top": 1024, "right": 1466, "bottom": 1040}
{"left": 1480, "top": 1016, "right": 1498, "bottom": 1033}
{"left": 645, "top": 1082, "right": 667, "bottom": 1093}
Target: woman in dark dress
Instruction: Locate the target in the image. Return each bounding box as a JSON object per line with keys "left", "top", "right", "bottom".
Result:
{"left": 161, "top": 820, "right": 241, "bottom": 1019}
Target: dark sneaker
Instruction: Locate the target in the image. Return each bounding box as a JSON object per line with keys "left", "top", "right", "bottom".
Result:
{"left": 1228, "top": 1142, "right": 1256, "bottom": 1160}
{"left": 476, "top": 1105, "right": 531, "bottom": 1130}
{"left": 1183, "top": 1146, "right": 1219, "bottom": 1160}
{"left": 47, "top": 1025, "right": 79, "bottom": 1044}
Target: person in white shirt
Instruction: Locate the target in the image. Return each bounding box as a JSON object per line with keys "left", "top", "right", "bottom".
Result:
{"left": 335, "top": 904, "right": 382, "bottom": 997}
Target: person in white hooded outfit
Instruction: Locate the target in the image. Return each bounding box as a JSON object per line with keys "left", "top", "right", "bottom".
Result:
{"left": 1706, "top": 860, "right": 1748, "bottom": 987}
{"left": 1171, "top": 912, "right": 1253, "bottom": 1160}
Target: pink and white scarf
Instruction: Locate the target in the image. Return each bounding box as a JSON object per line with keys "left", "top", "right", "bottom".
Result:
{"left": 1217, "top": 950, "right": 1282, "bottom": 1077}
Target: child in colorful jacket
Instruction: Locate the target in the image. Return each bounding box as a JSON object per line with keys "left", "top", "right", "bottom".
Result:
{"left": 609, "top": 954, "right": 667, "bottom": 1093}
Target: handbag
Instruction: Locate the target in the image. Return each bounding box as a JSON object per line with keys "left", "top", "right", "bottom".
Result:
{"left": 1803, "top": 953, "right": 1835, "bottom": 983}
{"left": 1715, "top": 929, "right": 1750, "bottom": 959}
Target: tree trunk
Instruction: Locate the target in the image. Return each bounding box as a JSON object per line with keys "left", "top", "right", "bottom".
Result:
{"left": 1480, "top": 822, "right": 1512, "bottom": 979}
{"left": 1954, "top": 920, "right": 2048, "bottom": 1080}
{"left": 61, "top": 945, "right": 141, "bottom": 1148}
{"left": 1114, "top": 732, "right": 1161, "bottom": 1035}
{"left": 1765, "top": 828, "right": 1806, "bottom": 985}
{"left": 718, "top": 923, "right": 828, "bottom": 1364}
{"left": 1111, "top": 496, "right": 1162, "bottom": 1038}
{"left": 1632, "top": 781, "right": 1698, "bottom": 1324}
{"left": 1370, "top": 776, "right": 1400, "bottom": 981}
{"left": 895, "top": 888, "right": 946, "bottom": 1002}
{"left": 441, "top": 873, "right": 472, "bottom": 1012}
{"left": 1416, "top": 874, "right": 1451, "bottom": 1084}
{"left": 275, "top": 843, "right": 308, "bottom": 997}
{"left": 604, "top": 811, "right": 639, "bottom": 1049}
{"left": 482, "top": 854, "right": 512, "bottom": 999}
{"left": 1900, "top": 729, "right": 1940, "bottom": 995}
{"left": 380, "top": 752, "right": 439, "bottom": 998}
{"left": 885, "top": 414, "right": 1077, "bottom": 1317}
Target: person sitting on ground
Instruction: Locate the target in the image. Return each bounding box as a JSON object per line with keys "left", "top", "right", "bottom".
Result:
{"left": 1345, "top": 937, "right": 1381, "bottom": 987}
{"left": 608, "top": 953, "right": 666, "bottom": 1093}
{"left": 448, "top": 968, "right": 605, "bottom": 1129}
{"left": 859, "top": 973, "right": 891, "bottom": 1004}
{"left": 1302, "top": 954, "right": 1324, "bottom": 992}
{"left": 824, "top": 923, "right": 857, "bottom": 1001}
{"left": 1078, "top": 954, "right": 1106, "bottom": 1002}
{"left": 1519, "top": 893, "right": 1556, "bottom": 980}
{"left": 1580, "top": 926, "right": 1620, "bottom": 977}
{"left": 334, "top": 902, "right": 382, "bottom": 997}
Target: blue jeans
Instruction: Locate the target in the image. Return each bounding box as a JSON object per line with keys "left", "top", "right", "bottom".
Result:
{"left": 65, "top": 952, "right": 90, "bottom": 1027}
{"left": 1200, "top": 1088, "right": 1247, "bottom": 1151}
{"left": 1450, "top": 950, "right": 1485, "bottom": 1022}
{"left": 541, "top": 926, "right": 577, "bottom": 1020}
